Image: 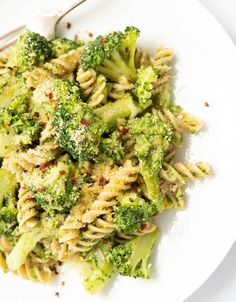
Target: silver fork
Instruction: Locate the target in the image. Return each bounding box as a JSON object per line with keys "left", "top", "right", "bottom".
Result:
{"left": 0, "top": 0, "right": 87, "bottom": 51}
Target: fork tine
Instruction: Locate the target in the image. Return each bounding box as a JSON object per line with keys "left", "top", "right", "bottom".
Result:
{"left": 0, "top": 25, "right": 26, "bottom": 41}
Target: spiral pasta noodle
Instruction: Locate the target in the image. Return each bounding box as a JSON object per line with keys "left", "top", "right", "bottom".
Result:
{"left": 160, "top": 161, "right": 210, "bottom": 184}
{"left": 76, "top": 68, "right": 97, "bottom": 96}
{"left": 44, "top": 47, "right": 84, "bottom": 76}
{"left": 152, "top": 108, "right": 204, "bottom": 134}
{"left": 17, "top": 186, "right": 38, "bottom": 233}
{"left": 151, "top": 46, "right": 173, "bottom": 94}
{"left": 23, "top": 67, "right": 51, "bottom": 88}
{"left": 108, "top": 76, "right": 134, "bottom": 99}
{"left": 71, "top": 211, "right": 115, "bottom": 253}
{"left": 135, "top": 48, "right": 151, "bottom": 68}
{"left": 82, "top": 160, "right": 139, "bottom": 224}
{"left": 88, "top": 74, "right": 107, "bottom": 108}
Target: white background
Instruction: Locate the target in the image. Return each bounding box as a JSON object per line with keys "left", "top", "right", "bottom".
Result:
{"left": 0, "top": 1, "right": 235, "bottom": 301}
{"left": 186, "top": 2, "right": 236, "bottom": 301}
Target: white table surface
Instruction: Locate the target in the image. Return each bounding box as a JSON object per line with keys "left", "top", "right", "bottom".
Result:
{"left": 0, "top": 1, "right": 236, "bottom": 301}
{"left": 186, "top": 1, "right": 236, "bottom": 301}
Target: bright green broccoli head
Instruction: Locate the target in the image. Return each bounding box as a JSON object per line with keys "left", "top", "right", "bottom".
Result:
{"left": 0, "top": 95, "right": 42, "bottom": 156}
{"left": 100, "top": 130, "right": 125, "bottom": 163}
{"left": 78, "top": 242, "right": 115, "bottom": 294}
{"left": 24, "top": 155, "right": 82, "bottom": 213}
{"left": 110, "top": 228, "right": 159, "bottom": 278}
{"left": 0, "top": 69, "right": 32, "bottom": 110}
{"left": 31, "top": 78, "right": 82, "bottom": 120}
{"left": 51, "top": 37, "right": 84, "bottom": 57}
{"left": 132, "top": 66, "right": 158, "bottom": 109}
{"left": 81, "top": 26, "right": 140, "bottom": 82}
{"left": 114, "top": 192, "right": 157, "bottom": 234}
{"left": 128, "top": 113, "right": 173, "bottom": 207}
{"left": 54, "top": 97, "right": 107, "bottom": 161}
{"left": 0, "top": 168, "right": 18, "bottom": 236}
{"left": 7, "top": 30, "right": 52, "bottom": 72}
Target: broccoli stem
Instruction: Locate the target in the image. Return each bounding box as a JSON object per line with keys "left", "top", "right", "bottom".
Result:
{"left": 130, "top": 228, "right": 160, "bottom": 278}
{"left": 95, "top": 95, "right": 142, "bottom": 127}
{"left": 6, "top": 226, "right": 46, "bottom": 271}
{"left": 97, "top": 51, "right": 136, "bottom": 82}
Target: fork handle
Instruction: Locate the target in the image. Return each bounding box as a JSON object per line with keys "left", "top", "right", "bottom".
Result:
{"left": 55, "top": 0, "right": 87, "bottom": 25}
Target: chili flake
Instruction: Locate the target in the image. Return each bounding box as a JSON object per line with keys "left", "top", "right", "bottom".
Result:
{"left": 48, "top": 92, "right": 53, "bottom": 99}
{"left": 204, "top": 101, "right": 209, "bottom": 107}
{"left": 98, "top": 176, "right": 106, "bottom": 186}
{"left": 66, "top": 22, "right": 71, "bottom": 29}
{"left": 80, "top": 118, "right": 89, "bottom": 125}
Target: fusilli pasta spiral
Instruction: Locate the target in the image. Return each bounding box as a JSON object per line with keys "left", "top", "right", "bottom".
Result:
{"left": 151, "top": 47, "right": 173, "bottom": 94}
{"left": 82, "top": 160, "right": 139, "bottom": 224}
{"left": 17, "top": 186, "right": 38, "bottom": 233}
{"left": 135, "top": 48, "right": 151, "bottom": 68}
{"left": 108, "top": 76, "right": 133, "bottom": 99}
{"left": 76, "top": 68, "right": 97, "bottom": 96}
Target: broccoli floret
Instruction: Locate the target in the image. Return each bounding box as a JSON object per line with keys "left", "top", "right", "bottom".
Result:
{"left": 114, "top": 192, "right": 157, "bottom": 234}
{"left": 100, "top": 130, "right": 125, "bottom": 162}
{"left": 81, "top": 26, "right": 140, "bottom": 82}
{"left": 128, "top": 113, "right": 173, "bottom": 210}
{"left": 0, "top": 95, "right": 42, "bottom": 156}
{"left": 24, "top": 155, "right": 82, "bottom": 213}
{"left": 7, "top": 30, "right": 52, "bottom": 72}
{"left": 110, "top": 228, "right": 159, "bottom": 278}
{"left": 0, "top": 168, "right": 18, "bottom": 236}
{"left": 95, "top": 93, "right": 142, "bottom": 127}
{"left": 132, "top": 66, "right": 158, "bottom": 109}
{"left": 0, "top": 69, "right": 32, "bottom": 110}
{"left": 51, "top": 37, "right": 84, "bottom": 57}
{"left": 78, "top": 242, "right": 114, "bottom": 294}
{"left": 31, "top": 78, "right": 82, "bottom": 119}
{"left": 54, "top": 95, "right": 106, "bottom": 161}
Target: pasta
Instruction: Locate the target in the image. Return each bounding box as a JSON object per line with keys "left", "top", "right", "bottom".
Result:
{"left": 0, "top": 26, "right": 210, "bottom": 292}
{"left": 150, "top": 46, "right": 173, "bottom": 94}
{"left": 17, "top": 186, "right": 38, "bottom": 232}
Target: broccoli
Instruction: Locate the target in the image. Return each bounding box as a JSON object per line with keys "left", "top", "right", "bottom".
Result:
{"left": 54, "top": 94, "right": 107, "bottom": 161}
{"left": 7, "top": 30, "right": 52, "bottom": 72}
{"left": 100, "top": 130, "right": 125, "bottom": 163}
{"left": 24, "top": 155, "right": 82, "bottom": 213}
{"left": 6, "top": 225, "right": 47, "bottom": 271}
{"left": 110, "top": 228, "right": 159, "bottom": 278}
{"left": 30, "top": 78, "right": 82, "bottom": 119}
{"left": 81, "top": 26, "right": 140, "bottom": 82}
{"left": 95, "top": 93, "right": 142, "bottom": 127}
{"left": 128, "top": 113, "right": 173, "bottom": 211}
{"left": 51, "top": 37, "right": 84, "bottom": 57}
{"left": 0, "top": 95, "right": 42, "bottom": 156}
{"left": 132, "top": 66, "right": 158, "bottom": 109}
{"left": 0, "top": 168, "right": 18, "bottom": 236}
{"left": 114, "top": 192, "right": 157, "bottom": 234}
{"left": 78, "top": 242, "right": 114, "bottom": 294}
{"left": 0, "top": 69, "right": 32, "bottom": 110}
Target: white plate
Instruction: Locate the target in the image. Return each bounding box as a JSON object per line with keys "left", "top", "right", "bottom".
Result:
{"left": 0, "top": 0, "right": 236, "bottom": 301}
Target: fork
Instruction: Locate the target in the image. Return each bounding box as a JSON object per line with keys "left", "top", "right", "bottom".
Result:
{"left": 0, "top": 0, "right": 87, "bottom": 51}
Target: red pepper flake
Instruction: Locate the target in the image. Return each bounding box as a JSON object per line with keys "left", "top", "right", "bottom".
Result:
{"left": 54, "top": 160, "right": 58, "bottom": 167}
{"left": 100, "top": 37, "right": 107, "bottom": 47}
{"left": 204, "top": 101, "right": 209, "bottom": 107}
{"left": 118, "top": 126, "right": 129, "bottom": 138}
{"left": 88, "top": 32, "right": 93, "bottom": 37}
{"left": 66, "top": 22, "right": 71, "bottom": 29}
{"left": 80, "top": 118, "right": 89, "bottom": 126}
{"left": 55, "top": 292, "right": 60, "bottom": 298}
{"left": 40, "top": 162, "right": 51, "bottom": 173}
{"left": 33, "top": 112, "right": 39, "bottom": 118}
{"left": 98, "top": 176, "right": 106, "bottom": 186}
{"left": 141, "top": 223, "right": 147, "bottom": 230}
{"left": 59, "top": 170, "right": 66, "bottom": 176}
{"left": 37, "top": 187, "right": 45, "bottom": 193}
{"left": 61, "top": 281, "right": 65, "bottom": 287}
{"left": 41, "top": 122, "right": 47, "bottom": 128}
{"left": 48, "top": 92, "right": 53, "bottom": 100}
